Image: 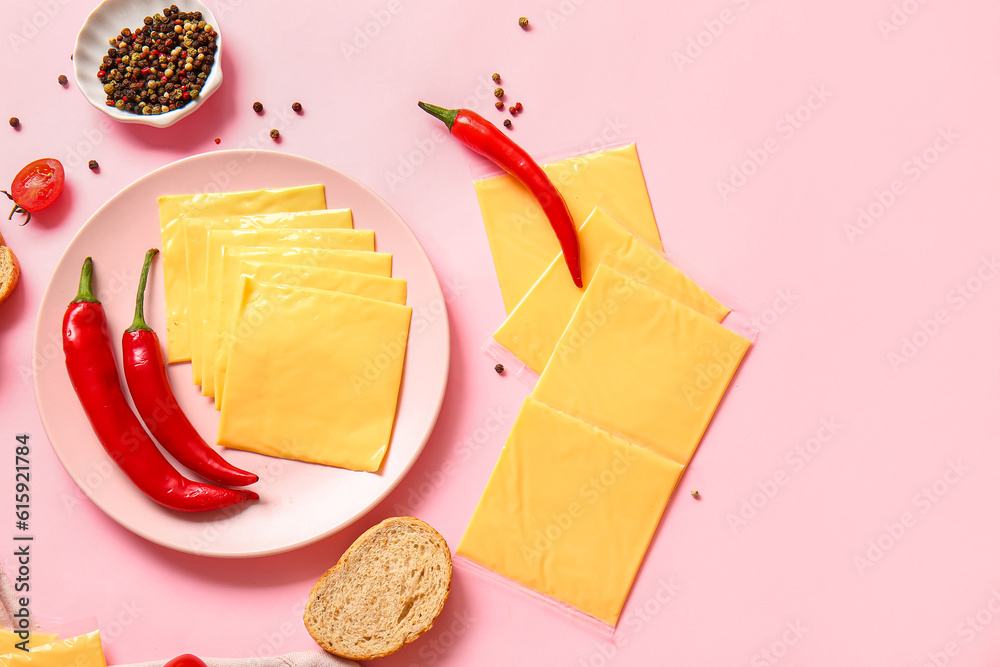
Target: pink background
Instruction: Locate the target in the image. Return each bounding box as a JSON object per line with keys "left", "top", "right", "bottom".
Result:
{"left": 3, "top": 0, "right": 1000, "bottom": 665}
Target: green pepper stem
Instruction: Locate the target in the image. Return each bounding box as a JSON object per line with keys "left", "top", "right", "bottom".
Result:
{"left": 71, "top": 257, "right": 100, "bottom": 304}
{"left": 417, "top": 102, "right": 458, "bottom": 132}
{"left": 126, "top": 249, "right": 158, "bottom": 332}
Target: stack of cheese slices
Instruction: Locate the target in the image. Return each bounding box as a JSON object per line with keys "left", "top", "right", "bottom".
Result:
{"left": 157, "top": 184, "right": 411, "bottom": 473}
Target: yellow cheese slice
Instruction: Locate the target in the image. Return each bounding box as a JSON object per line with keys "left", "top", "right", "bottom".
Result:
{"left": 532, "top": 265, "right": 750, "bottom": 465}
{"left": 193, "top": 228, "right": 375, "bottom": 391}
{"left": 457, "top": 397, "right": 684, "bottom": 626}
{"left": 185, "top": 209, "right": 354, "bottom": 382}
{"left": 0, "top": 631, "right": 58, "bottom": 653}
{"left": 212, "top": 260, "right": 406, "bottom": 402}
{"left": 0, "top": 631, "right": 105, "bottom": 666}
{"left": 474, "top": 144, "right": 661, "bottom": 314}
{"left": 158, "top": 184, "right": 326, "bottom": 362}
{"left": 217, "top": 280, "right": 412, "bottom": 472}
{"left": 495, "top": 208, "right": 730, "bottom": 374}
{"left": 208, "top": 246, "right": 393, "bottom": 407}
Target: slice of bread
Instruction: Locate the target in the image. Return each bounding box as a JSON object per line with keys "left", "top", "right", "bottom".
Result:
{"left": 0, "top": 233, "right": 19, "bottom": 306}
{"left": 304, "top": 516, "right": 453, "bottom": 660}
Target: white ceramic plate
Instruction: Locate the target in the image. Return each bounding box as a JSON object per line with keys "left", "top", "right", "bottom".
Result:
{"left": 73, "top": 0, "right": 223, "bottom": 128}
{"left": 34, "top": 150, "right": 450, "bottom": 557}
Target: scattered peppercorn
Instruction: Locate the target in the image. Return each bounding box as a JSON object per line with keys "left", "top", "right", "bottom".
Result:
{"left": 493, "top": 87, "right": 504, "bottom": 99}
{"left": 494, "top": 363, "right": 504, "bottom": 374}
{"left": 253, "top": 101, "right": 263, "bottom": 113}
{"left": 518, "top": 16, "right": 529, "bottom": 28}
{"left": 269, "top": 129, "right": 279, "bottom": 139}
{"left": 8, "top": 117, "right": 19, "bottom": 128}
{"left": 88, "top": 159, "right": 99, "bottom": 171}
{"left": 97, "top": 7, "right": 218, "bottom": 116}
{"left": 691, "top": 490, "right": 700, "bottom": 498}
{"left": 503, "top": 119, "right": 512, "bottom": 128}
{"left": 58, "top": 74, "right": 68, "bottom": 85}
{"left": 214, "top": 137, "right": 221, "bottom": 144}
{"left": 291, "top": 101, "right": 302, "bottom": 113}
{"left": 515, "top": 102, "right": 523, "bottom": 112}
{"left": 509, "top": 106, "right": 517, "bottom": 116}
{"left": 492, "top": 72, "right": 501, "bottom": 83}
{"left": 495, "top": 101, "right": 504, "bottom": 111}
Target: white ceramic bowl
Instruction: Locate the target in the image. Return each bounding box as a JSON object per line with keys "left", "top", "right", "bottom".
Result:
{"left": 73, "top": 0, "right": 223, "bottom": 128}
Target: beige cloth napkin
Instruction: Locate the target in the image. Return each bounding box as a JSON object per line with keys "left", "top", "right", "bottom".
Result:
{"left": 114, "top": 652, "right": 359, "bottom": 667}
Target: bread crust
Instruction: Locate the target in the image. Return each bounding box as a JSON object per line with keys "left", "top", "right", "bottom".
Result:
{"left": 0, "top": 233, "right": 19, "bottom": 306}
{"left": 304, "top": 516, "right": 453, "bottom": 660}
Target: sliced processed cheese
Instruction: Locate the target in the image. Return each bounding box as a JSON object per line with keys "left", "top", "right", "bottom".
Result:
{"left": 184, "top": 209, "right": 353, "bottom": 380}
{"left": 532, "top": 265, "right": 750, "bottom": 465}
{"left": 0, "top": 631, "right": 58, "bottom": 653}
{"left": 158, "top": 184, "right": 326, "bottom": 362}
{"left": 217, "top": 280, "right": 411, "bottom": 472}
{"left": 208, "top": 245, "right": 393, "bottom": 407}
{"left": 495, "top": 208, "right": 729, "bottom": 374}
{"left": 193, "top": 228, "right": 375, "bottom": 391}
{"left": 0, "top": 631, "right": 105, "bottom": 666}
{"left": 212, "top": 260, "right": 406, "bottom": 402}
{"left": 474, "top": 144, "right": 661, "bottom": 314}
{"left": 457, "top": 397, "right": 684, "bottom": 626}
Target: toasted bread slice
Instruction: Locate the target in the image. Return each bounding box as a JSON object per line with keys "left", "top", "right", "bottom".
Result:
{"left": 304, "top": 517, "right": 452, "bottom": 660}
{"left": 0, "top": 233, "right": 19, "bottom": 305}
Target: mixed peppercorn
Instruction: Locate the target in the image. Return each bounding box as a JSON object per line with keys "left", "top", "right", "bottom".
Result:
{"left": 98, "top": 5, "right": 218, "bottom": 116}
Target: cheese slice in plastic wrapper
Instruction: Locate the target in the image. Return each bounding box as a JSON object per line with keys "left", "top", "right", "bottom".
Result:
{"left": 458, "top": 397, "right": 684, "bottom": 626}
{"left": 474, "top": 144, "right": 662, "bottom": 314}
{"left": 217, "top": 279, "right": 411, "bottom": 472}
{"left": 158, "top": 184, "right": 327, "bottom": 362}
{"left": 532, "top": 265, "right": 750, "bottom": 466}
{"left": 212, "top": 261, "right": 406, "bottom": 402}
{"left": 0, "top": 631, "right": 105, "bottom": 666}
{"left": 193, "top": 227, "right": 376, "bottom": 393}
{"left": 184, "top": 209, "right": 354, "bottom": 382}
{"left": 494, "top": 207, "right": 729, "bottom": 374}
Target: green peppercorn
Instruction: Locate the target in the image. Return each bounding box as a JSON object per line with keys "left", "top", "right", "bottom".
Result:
{"left": 492, "top": 72, "right": 501, "bottom": 83}
{"left": 494, "top": 87, "right": 504, "bottom": 98}
{"left": 518, "top": 16, "right": 529, "bottom": 28}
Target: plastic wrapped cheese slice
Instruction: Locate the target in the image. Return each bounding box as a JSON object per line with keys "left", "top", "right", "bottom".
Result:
{"left": 212, "top": 260, "right": 406, "bottom": 403}
{"left": 474, "top": 144, "right": 661, "bottom": 314}
{"left": 185, "top": 209, "right": 354, "bottom": 381}
{"left": 208, "top": 246, "right": 393, "bottom": 407}
{"left": 158, "top": 184, "right": 326, "bottom": 361}
{"left": 193, "top": 227, "right": 375, "bottom": 392}
{"left": 532, "top": 265, "right": 751, "bottom": 466}
{"left": 494, "top": 208, "right": 729, "bottom": 374}
{"left": 217, "top": 279, "right": 411, "bottom": 472}
{"left": 0, "top": 631, "right": 105, "bottom": 666}
{"left": 457, "top": 397, "right": 684, "bottom": 626}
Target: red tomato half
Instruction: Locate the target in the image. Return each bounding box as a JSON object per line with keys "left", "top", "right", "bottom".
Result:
{"left": 163, "top": 655, "right": 208, "bottom": 667}
{"left": 11, "top": 158, "right": 64, "bottom": 212}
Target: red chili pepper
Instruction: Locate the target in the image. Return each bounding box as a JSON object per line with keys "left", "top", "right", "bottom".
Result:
{"left": 123, "top": 249, "right": 258, "bottom": 487}
{"left": 164, "top": 655, "right": 207, "bottom": 667}
{"left": 418, "top": 101, "right": 583, "bottom": 288}
{"left": 62, "top": 257, "right": 258, "bottom": 512}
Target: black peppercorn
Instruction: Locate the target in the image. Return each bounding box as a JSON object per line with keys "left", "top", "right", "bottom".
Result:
{"left": 253, "top": 101, "right": 263, "bottom": 113}
{"left": 9, "top": 117, "right": 19, "bottom": 128}
{"left": 270, "top": 129, "right": 279, "bottom": 139}
{"left": 292, "top": 102, "right": 302, "bottom": 113}
{"left": 88, "top": 159, "right": 99, "bottom": 170}
{"left": 494, "top": 363, "right": 504, "bottom": 374}
{"left": 503, "top": 119, "right": 512, "bottom": 128}
{"left": 58, "top": 74, "right": 68, "bottom": 85}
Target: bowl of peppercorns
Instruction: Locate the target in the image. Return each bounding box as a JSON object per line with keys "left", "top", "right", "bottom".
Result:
{"left": 73, "top": 0, "right": 223, "bottom": 128}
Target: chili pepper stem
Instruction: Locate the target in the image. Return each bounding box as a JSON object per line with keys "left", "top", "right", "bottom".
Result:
{"left": 417, "top": 102, "right": 458, "bottom": 132}
{"left": 126, "top": 249, "right": 158, "bottom": 333}
{"left": 72, "top": 257, "right": 100, "bottom": 304}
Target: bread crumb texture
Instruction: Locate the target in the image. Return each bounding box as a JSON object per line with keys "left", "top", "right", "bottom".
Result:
{"left": 304, "top": 516, "right": 453, "bottom": 660}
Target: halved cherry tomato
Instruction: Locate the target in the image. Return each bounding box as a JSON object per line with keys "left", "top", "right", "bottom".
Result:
{"left": 2, "top": 158, "right": 64, "bottom": 225}
{"left": 163, "top": 654, "right": 208, "bottom": 667}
